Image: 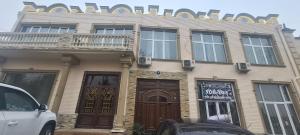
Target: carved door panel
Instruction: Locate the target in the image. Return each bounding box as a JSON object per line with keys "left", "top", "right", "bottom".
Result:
{"left": 134, "top": 79, "right": 181, "bottom": 134}
{"left": 76, "top": 73, "right": 120, "bottom": 129}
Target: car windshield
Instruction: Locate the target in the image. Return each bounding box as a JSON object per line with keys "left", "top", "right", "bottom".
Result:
{"left": 181, "top": 128, "right": 249, "bottom": 135}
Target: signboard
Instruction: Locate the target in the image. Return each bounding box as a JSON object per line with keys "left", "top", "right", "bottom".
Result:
{"left": 200, "top": 82, "right": 234, "bottom": 100}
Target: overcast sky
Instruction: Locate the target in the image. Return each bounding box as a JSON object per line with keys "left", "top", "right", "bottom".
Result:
{"left": 0, "top": 0, "right": 299, "bottom": 36}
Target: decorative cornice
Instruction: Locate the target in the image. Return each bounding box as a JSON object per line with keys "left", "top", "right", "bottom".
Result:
{"left": 21, "top": 2, "right": 280, "bottom": 25}
{"left": 85, "top": 3, "right": 98, "bottom": 10}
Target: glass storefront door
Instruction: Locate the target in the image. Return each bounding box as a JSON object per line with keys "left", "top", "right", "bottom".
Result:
{"left": 256, "top": 84, "right": 300, "bottom": 135}
{"left": 198, "top": 81, "right": 240, "bottom": 126}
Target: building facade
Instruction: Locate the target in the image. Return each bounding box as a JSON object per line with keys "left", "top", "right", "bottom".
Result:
{"left": 0, "top": 2, "right": 300, "bottom": 135}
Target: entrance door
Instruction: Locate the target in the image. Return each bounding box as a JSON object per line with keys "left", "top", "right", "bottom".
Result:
{"left": 76, "top": 72, "right": 120, "bottom": 129}
{"left": 135, "top": 79, "right": 181, "bottom": 133}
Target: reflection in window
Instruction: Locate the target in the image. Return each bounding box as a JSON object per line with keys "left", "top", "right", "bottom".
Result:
{"left": 2, "top": 89, "right": 37, "bottom": 111}
{"left": 3, "top": 72, "right": 56, "bottom": 104}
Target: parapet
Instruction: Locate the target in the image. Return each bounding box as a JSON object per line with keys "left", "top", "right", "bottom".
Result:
{"left": 22, "top": 1, "right": 279, "bottom": 25}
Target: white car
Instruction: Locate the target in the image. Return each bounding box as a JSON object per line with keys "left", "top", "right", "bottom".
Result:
{"left": 0, "top": 83, "right": 56, "bottom": 135}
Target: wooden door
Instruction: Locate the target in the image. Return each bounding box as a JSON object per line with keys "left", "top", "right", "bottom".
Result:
{"left": 134, "top": 79, "right": 181, "bottom": 133}
{"left": 76, "top": 72, "right": 120, "bottom": 129}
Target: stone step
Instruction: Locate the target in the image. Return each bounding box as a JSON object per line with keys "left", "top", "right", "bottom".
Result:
{"left": 54, "top": 129, "right": 126, "bottom": 135}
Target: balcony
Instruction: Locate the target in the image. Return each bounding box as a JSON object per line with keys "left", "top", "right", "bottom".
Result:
{"left": 0, "top": 32, "right": 134, "bottom": 53}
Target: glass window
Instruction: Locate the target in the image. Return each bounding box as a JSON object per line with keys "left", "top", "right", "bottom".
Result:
{"left": 40, "top": 27, "right": 49, "bottom": 33}
{"left": 242, "top": 35, "right": 279, "bottom": 65}
{"left": 192, "top": 32, "right": 227, "bottom": 62}
{"left": 140, "top": 28, "right": 177, "bottom": 60}
{"left": 259, "top": 84, "right": 283, "bottom": 102}
{"left": 192, "top": 43, "right": 205, "bottom": 61}
{"left": 1, "top": 88, "right": 38, "bottom": 111}
{"left": 21, "top": 26, "right": 31, "bottom": 32}
{"left": 31, "top": 26, "right": 40, "bottom": 33}
{"left": 59, "top": 27, "right": 68, "bottom": 33}
{"left": 3, "top": 72, "right": 56, "bottom": 104}
{"left": 49, "top": 27, "right": 59, "bottom": 33}
{"left": 20, "top": 25, "right": 76, "bottom": 33}
{"left": 198, "top": 81, "right": 240, "bottom": 126}
{"left": 255, "top": 84, "right": 300, "bottom": 135}
{"left": 94, "top": 26, "right": 133, "bottom": 46}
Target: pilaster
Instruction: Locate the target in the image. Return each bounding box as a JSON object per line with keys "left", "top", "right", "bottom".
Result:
{"left": 111, "top": 55, "right": 133, "bottom": 133}
{"left": 51, "top": 54, "right": 80, "bottom": 113}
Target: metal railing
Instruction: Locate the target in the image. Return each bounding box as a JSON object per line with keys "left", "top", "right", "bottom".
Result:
{"left": 0, "top": 32, "right": 133, "bottom": 50}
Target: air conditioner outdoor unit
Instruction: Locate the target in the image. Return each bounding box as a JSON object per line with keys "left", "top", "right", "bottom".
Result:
{"left": 182, "top": 60, "right": 195, "bottom": 70}
{"left": 138, "top": 56, "right": 152, "bottom": 66}
{"left": 236, "top": 62, "right": 250, "bottom": 73}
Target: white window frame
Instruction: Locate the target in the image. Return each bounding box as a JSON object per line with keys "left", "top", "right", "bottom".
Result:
{"left": 192, "top": 32, "right": 227, "bottom": 62}
{"left": 20, "top": 25, "right": 74, "bottom": 33}
{"left": 140, "top": 29, "right": 177, "bottom": 59}
{"left": 243, "top": 36, "right": 279, "bottom": 65}
{"left": 257, "top": 84, "right": 299, "bottom": 135}
{"left": 95, "top": 27, "right": 132, "bottom": 46}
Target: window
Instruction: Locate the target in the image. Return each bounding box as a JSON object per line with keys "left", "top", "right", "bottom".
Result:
{"left": 140, "top": 28, "right": 177, "bottom": 60}
{"left": 3, "top": 72, "right": 56, "bottom": 104}
{"left": 192, "top": 32, "right": 227, "bottom": 62}
{"left": 0, "top": 87, "right": 38, "bottom": 111}
{"left": 94, "top": 25, "right": 133, "bottom": 46}
{"left": 20, "top": 25, "right": 76, "bottom": 33}
{"left": 197, "top": 81, "right": 240, "bottom": 126}
{"left": 242, "top": 35, "right": 278, "bottom": 65}
{"left": 255, "top": 84, "right": 300, "bottom": 135}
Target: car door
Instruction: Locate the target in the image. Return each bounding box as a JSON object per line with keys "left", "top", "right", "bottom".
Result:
{"left": 1, "top": 86, "right": 40, "bottom": 135}
{"left": 0, "top": 112, "right": 4, "bottom": 135}
{"left": 0, "top": 86, "right": 6, "bottom": 134}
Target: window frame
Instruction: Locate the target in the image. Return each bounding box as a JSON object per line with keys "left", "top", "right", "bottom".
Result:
{"left": 190, "top": 29, "right": 233, "bottom": 64}
{"left": 254, "top": 82, "right": 300, "bottom": 135}
{"left": 18, "top": 23, "right": 77, "bottom": 33}
{"left": 92, "top": 25, "right": 134, "bottom": 47}
{"left": 1, "top": 70, "right": 59, "bottom": 106}
{"left": 240, "top": 33, "right": 284, "bottom": 67}
{"left": 195, "top": 79, "right": 243, "bottom": 126}
{"left": 139, "top": 26, "right": 179, "bottom": 60}
{"left": 191, "top": 31, "right": 229, "bottom": 63}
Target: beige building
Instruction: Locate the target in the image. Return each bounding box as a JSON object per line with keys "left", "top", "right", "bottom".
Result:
{"left": 0, "top": 2, "right": 300, "bottom": 135}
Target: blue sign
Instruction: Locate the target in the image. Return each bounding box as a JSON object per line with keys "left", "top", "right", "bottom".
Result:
{"left": 201, "top": 82, "right": 234, "bottom": 100}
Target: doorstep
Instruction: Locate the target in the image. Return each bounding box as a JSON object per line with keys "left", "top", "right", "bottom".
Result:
{"left": 54, "top": 128, "right": 127, "bottom": 135}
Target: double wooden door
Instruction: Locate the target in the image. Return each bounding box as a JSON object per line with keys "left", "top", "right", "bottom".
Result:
{"left": 76, "top": 72, "right": 120, "bottom": 129}
{"left": 134, "top": 79, "right": 181, "bottom": 133}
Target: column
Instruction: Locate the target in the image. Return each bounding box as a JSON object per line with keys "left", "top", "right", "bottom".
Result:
{"left": 111, "top": 55, "right": 133, "bottom": 133}
{"left": 0, "top": 56, "right": 6, "bottom": 80}
{"left": 51, "top": 54, "right": 80, "bottom": 113}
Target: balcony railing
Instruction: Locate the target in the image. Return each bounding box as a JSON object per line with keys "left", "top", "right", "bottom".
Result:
{"left": 0, "top": 32, "right": 133, "bottom": 51}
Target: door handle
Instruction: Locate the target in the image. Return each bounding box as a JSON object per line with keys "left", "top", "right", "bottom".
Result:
{"left": 7, "top": 121, "right": 18, "bottom": 127}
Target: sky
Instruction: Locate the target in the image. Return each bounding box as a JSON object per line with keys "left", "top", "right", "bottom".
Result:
{"left": 0, "top": 0, "right": 299, "bottom": 36}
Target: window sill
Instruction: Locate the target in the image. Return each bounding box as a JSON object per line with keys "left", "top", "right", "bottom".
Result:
{"left": 250, "top": 64, "right": 286, "bottom": 68}
{"left": 195, "top": 61, "right": 234, "bottom": 65}
{"left": 151, "top": 58, "right": 181, "bottom": 62}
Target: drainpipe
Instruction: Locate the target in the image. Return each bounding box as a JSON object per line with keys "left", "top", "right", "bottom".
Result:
{"left": 275, "top": 25, "right": 300, "bottom": 77}
{"left": 276, "top": 25, "right": 300, "bottom": 110}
